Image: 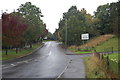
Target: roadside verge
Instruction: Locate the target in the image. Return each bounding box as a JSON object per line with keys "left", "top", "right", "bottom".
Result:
{"left": 2, "top": 43, "right": 44, "bottom": 62}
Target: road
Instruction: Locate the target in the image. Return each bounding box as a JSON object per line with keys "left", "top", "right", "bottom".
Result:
{"left": 2, "top": 41, "right": 87, "bottom": 78}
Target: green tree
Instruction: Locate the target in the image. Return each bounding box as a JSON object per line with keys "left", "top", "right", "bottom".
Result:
{"left": 17, "top": 2, "right": 44, "bottom": 48}
{"left": 57, "top": 6, "right": 98, "bottom": 45}
{"left": 46, "top": 32, "right": 54, "bottom": 40}
{"left": 94, "top": 1, "right": 119, "bottom": 35}
{"left": 109, "top": 1, "right": 120, "bottom": 36}
{"left": 94, "top": 3, "right": 112, "bottom": 34}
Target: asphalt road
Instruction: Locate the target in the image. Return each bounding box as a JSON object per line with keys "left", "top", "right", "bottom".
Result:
{"left": 2, "top": 41, "right": 88, "bottom": 78}
{"left": 2, "top": 41, "right": 69, "bottom": 78}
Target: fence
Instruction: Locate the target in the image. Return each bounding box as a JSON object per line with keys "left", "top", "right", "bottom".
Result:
{"left": 77, "top": 47, "right": 114, "bottom": 53}
{"left": 93, "top": 52, "right": 119, "bottom": 79}
{"left": 104, "top": 47, "right": 114, "bottom": 53}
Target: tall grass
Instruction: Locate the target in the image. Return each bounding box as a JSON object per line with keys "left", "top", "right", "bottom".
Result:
{"left": 68, "top": 34, "right": 114, "bottom": 50}
{"left": 84, "top": 54, "right": 119, "bottom": 79}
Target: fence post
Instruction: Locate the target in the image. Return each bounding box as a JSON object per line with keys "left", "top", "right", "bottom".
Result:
{"left": 100, "top": 53, "right": 104, "bottom": 60}
{"left": 112, "top": 47, "right": 113, "bottom": 53}
{"left": 106, "top": 56, "right": 109, "bottom": 71}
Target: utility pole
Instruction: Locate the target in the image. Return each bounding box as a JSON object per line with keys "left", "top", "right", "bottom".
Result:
{"left": 65, "top": 19, "right": 67, "bottom": 50}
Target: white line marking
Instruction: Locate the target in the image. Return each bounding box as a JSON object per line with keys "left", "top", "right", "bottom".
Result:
{"left": 24, "top": 61, "right": 28, "bottom": 63}
{"left": 17, "top": 61, "right": 23, "bottom": 64}
{"left": 56, "top": 60, "right": 71, "bottom": 79}
{"left": 11, "top": 64, "right": 15, "bottom": 66}
{"left": 3, "top": 67, "right": 11, "bottom": 69}
{"left": 48, "top": 51, "right": 52, "bottom": 56}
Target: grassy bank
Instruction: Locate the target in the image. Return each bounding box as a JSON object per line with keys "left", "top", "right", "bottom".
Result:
{"left": 83, "top": 56, "right": 107, "bottom": 78}
{"left": 95, "top": 37, "right": 119, "bottom": 52}
{"left": 68, "top": 34, "right": 116, "bottom": 54}
{"left": 1, "top": 43, "right": 43, "bottom": 60}
{"left": 75, "top": 51, "right": 92, "bottom": 54}
{"left": 83, "top": 55, "right": 119, "bottom": 78}
{"left": 68, "top": 34, "right": 119, "bottom": 54}
{"left": 68, "top": 34, "right": 119, "bottom": 78}
{"left": 68, "top": 48, "right": 93, "bottom": 54}
{"left": 69, "top": 34, "right": 114, "bottom": 49}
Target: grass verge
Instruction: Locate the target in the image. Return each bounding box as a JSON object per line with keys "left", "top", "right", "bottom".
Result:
{"left": 83, "top": 55, "right": 119, "bottom": 78}
{"left": 75, "top": 51, "right": 92, "bottom": 54}
{"left": 95, "top": 37, "right": 119, "bottom": 52}
{"left": 68, "top": 48, "right": 93, "bottom": 54}
{"left": 83, "top": 56, "right": 106, "bottom": 78}
{"left": 1, "top": 43, "right": 43, "bottom": 61}
{"left": 43, "top": 40, "right": 55, "bottom": 42}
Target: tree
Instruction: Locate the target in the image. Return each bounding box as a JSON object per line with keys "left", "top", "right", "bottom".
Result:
{"left": 46, "top": 32, "right": 53, "bottom": 40}
{"left": 56, "top": 1, "right": 119, "bottom": 46}
{"left": 109, "top": 1, "right": 120, "bottom": 36}
{"left": 57, "top": 6, "right": 98, "bottom": 45}
{"left": 39, "top": 26, "right": 48, "bottom": 40}
{"left": 94, "top": 3, "right": 113, "bottom": 34}
{"left": 94, "top": 1, "right": 120, "bottom": 35}
{"left": 2, "top": 12, "right": 27, "bottom": 54}
{"left": 17, "top": 2, "right": 44, "bottom": 48}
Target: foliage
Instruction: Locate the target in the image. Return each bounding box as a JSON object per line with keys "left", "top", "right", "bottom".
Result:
{"left": 79, "top": 34, "right": 114, "bottom": 49}
{"left": 95, "top": 36, "right": 119, "bottom": 52}
{"left": 2, "top": 12, "right": 27, "bottom": 54}
{"left": 94, "top": 1, "right": 120, "bottom": 35}
{"left": 2, "top": 43, "right": 43, "bottom": 60}
{"left": 46, "top": 32, "right": 54, "bottom": 40}
{"left": 2, "top": 2, "right": 48, "bottom": 55}
{"left": 39, "top": 24, "right": 48, "bottom": 39}
{"left": 83, "top": 55, "right": 119, "bottom": 78}
{"left": 56, "top": 6, "right": 99, "bottom": 45}
{"left": 55, "top": 1, "right": 120, "bottom": 45}
{"left": 17, "top": 2, "right": 48, "bottom": 45}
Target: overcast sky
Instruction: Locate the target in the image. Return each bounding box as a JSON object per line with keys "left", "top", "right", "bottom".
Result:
{"left": 0, "top": 0, "right": 118, "bottom": 33}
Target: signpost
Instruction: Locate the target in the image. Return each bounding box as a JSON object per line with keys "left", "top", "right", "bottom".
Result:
{"left": 44, "top": 37, "right": 47, "bottom": 40}
{"left": 81, "top": 33, "right": 89, "bottom": 44}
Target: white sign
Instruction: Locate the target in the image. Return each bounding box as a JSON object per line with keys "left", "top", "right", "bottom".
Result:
{"left": 44, "top": 37, "right": 47, "bottom": 39}
{"left": 81, "top": 33, "right": 89, "bottom": 40}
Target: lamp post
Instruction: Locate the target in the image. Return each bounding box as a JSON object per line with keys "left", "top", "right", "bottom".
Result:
{"left": 65, "top": 19, "right": 67, "bottom": 50}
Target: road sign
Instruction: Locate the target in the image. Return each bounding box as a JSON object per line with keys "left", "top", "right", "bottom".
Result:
{"left": 81, "top": 33, "right": 89, "bottom": 40}
{"left": 44, "top": 37, "right": 47, "bottom": 39}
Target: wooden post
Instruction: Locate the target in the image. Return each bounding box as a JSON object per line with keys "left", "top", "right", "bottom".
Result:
{"left": 93, "top": 49, "right": 100, "bottom": 59}
{"left": 100, "top": 53, "right": 103, "bottom": 60}
{"left": 106, "top": 56, "right": 109, "bottom": 71}
{"left": 112, "top": 47, "right": 113, "bottom": 53}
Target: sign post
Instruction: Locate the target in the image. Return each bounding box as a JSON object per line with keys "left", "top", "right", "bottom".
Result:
{"left": 81, "top": 33, "right": 89, "bottom": 44}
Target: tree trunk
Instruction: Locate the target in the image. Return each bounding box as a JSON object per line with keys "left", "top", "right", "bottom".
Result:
{"left": 16, "top": 47, "right": 18, "bottom": 54}
{"left": 30, "top": 43, "right": 32, "bottom": 48}
{"left": 5, "top": 47, "right": 8, "bottom": 55}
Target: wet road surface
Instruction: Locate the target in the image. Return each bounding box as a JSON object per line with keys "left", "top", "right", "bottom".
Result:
{"left": 2, "top": 41, "right": 90, "bottom": 78}
{"left": 2, "top": 41, "right": 68, "bottom": 78}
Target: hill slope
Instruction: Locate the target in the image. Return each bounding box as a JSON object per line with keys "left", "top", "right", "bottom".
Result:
{"left": 69, "top": 34, "right": 115, "bottom": 49}
{"left": 79, "top": 34, "right": 115, "bottom": 49}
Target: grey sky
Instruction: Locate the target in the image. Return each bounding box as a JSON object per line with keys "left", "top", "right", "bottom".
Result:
{"left": 0, "top": 0, "right": 118, "bottom": 33}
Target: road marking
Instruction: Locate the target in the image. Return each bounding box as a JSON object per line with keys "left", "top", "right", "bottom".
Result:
{"left": 46, "top": 42, "right": 51, "bottom": 48}
{"left": 48, "top": 51, "right": 52, "bottom": 56}
{"left": 2, "top": 64, "right": 15, "bottom": 69}
{"left": 56, "top": 60, "right": 71, "bottom": 80}
{"left": 24, "top": 61, "right": 28, "bottom": 63}
{"left": 11, "top": 64, "right": 15, "bottom": 66}
{"left": 34, "top": 59, "right": 39, "bottom": 62}
{"left": 17, "top": 61, "right": 23, "bottom": 64}
{"left": 3, "top": 66, "right": 11, "bottom": 69}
